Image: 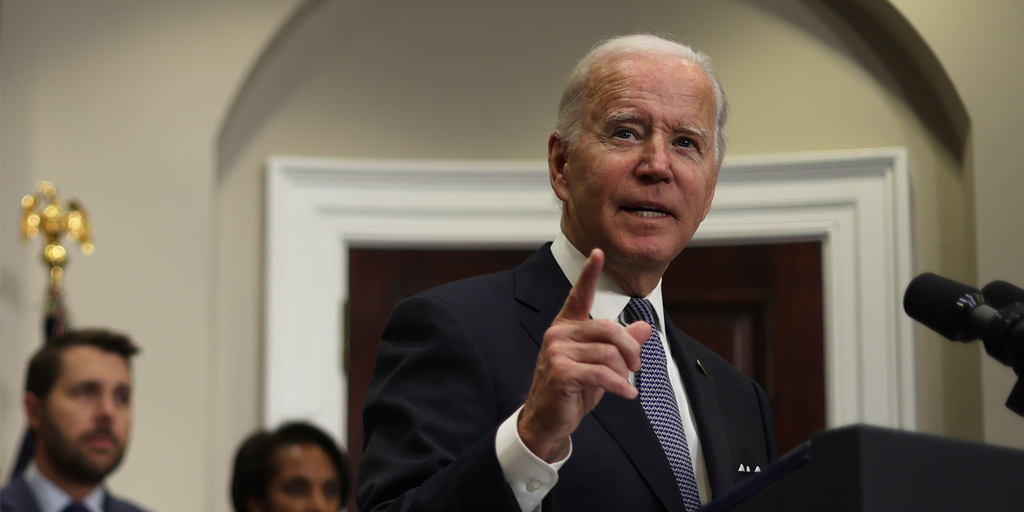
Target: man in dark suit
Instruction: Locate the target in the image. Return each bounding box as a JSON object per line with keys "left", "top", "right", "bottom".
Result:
{"left": 1, "top": 330, "right": 150, "bottom": 512}
{"left": 357, "top": 34, "right": 777, "bottom": 512}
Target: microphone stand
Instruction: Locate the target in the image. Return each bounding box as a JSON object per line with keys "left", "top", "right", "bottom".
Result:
{"left": 979, "top": 302, "right": 1024, "bottom": 417}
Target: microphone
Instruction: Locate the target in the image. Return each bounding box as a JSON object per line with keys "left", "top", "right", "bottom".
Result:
{"left": 904, "top": 273, "right": 1024, "bottom": 417}
{"left": 903, "top": 272, "right": 1024, "bottom": 370}
{"left": 982, "top": 280, "right": 1024, "bottom": 310}
{"left": 903, "top": 272, "right": 996, "bottom": 342}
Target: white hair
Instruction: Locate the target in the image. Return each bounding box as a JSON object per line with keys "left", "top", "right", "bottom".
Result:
{"left": 555, "top": 34, "right": 729, "bottom": 169}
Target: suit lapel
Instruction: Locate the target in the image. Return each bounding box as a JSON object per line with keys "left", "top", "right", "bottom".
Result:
{"left": 514, "top": 244, "right": 571, "bottom": 347}
{"left": 665, "top": 318, "right": 734, "bottom": 497}
{"left": 105, "top": 493, "right": 132, "bottom": 512}
{"left": 2, "top": 475, "right": 43, "bottom": 512}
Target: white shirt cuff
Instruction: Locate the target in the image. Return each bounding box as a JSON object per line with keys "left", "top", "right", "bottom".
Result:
{"left": 495, "top": 406, "right": 571, "bottom": 512}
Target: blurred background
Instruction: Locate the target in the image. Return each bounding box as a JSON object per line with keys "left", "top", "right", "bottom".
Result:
{"left": 2, "top": 0, "right": 1022, "bottom": 510}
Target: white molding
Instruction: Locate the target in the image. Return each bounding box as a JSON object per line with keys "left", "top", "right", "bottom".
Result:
{"left": 264, "top": 148, "right": 916, "bottom": 445}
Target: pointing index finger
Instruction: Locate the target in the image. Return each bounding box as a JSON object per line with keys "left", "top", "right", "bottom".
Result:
{"left": 557, "top": 248, "right": 604, "bottom": 321}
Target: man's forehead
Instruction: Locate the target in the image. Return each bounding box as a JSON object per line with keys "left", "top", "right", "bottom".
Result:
{"left": 57, "top": 345, "right": 131, "bottom": 384}
{"left": 590, "top": 52, "right": 706, "bottom": 88}
{"left": 586, "top": 54, "right": 715, "bottom": 125}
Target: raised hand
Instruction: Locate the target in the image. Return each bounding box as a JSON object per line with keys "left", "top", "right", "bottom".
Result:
{"left": 517, "top": 248, "right": 652, "bottom": 462}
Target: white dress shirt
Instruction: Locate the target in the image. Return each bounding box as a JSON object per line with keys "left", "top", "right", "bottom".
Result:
{"left": 23, "top": 461, "right": 106, "bottom": 512}
{"left": 496, "top": 232, "right": 711, "bottom": 512}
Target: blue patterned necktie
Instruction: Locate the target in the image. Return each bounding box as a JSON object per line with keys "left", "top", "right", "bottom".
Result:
{"left": 62, "top": 503, "right": 90, "bottom": 512}
{"left": 624, "top": 297, "right": 702, "bottom": 511}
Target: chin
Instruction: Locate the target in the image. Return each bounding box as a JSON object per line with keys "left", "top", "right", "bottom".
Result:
{"left": 611, "top": 245, "right": 680, "bottom": 270}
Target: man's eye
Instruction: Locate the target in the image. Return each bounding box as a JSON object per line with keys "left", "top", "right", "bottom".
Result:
{"left": 675, "top": 137, "right": 694, "bottom": 148}
{"left": 613, "top": 129, "right": 635, "bottom": 139}
{"left": 74, "top": 385, "right": 98, "bottom": 398}
{"left": 114, "top": 389, "right": 131, "bottom": 405}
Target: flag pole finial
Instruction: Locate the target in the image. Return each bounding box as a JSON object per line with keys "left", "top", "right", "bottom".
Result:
{"left": 21, "top": 181, "right": 94, "bottom": 293}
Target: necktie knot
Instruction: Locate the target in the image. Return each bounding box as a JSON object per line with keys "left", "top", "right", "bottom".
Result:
{"left": 62, "top": 503, "right": 90, "bottom": 512}
{"left": 623, "top": 297, "right": 657, "bottom": 328}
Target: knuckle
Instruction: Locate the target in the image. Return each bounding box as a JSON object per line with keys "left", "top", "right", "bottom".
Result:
{"left": 597, "top": 367, "right": 621, "bottom": 389}
{"left": 595, "top": 318, "right": 620, "bottom": 334}
{"left": 546, "top": 353, "right": 576, "bottom": 376}
{"left": 596, "top": 343, "right": 620, "bottom": 363}
{"left": 542, "top": 327, "right": 572, "bottom": 348}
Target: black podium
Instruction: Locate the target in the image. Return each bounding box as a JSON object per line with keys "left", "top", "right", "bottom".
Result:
{"left": 702, "top": 424, "right": 1024, "bottom": 512}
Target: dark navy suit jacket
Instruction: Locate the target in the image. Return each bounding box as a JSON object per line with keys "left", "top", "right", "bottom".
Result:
{"left": 1, "top": 473, "right": 149, "bottom": 512}
{"left": 357, "top": 244, "right": 776, "bottom": 512}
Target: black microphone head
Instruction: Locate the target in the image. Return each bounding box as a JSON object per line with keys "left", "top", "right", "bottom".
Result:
{"left": 981, "top": 280, "right": 1024, "bottom": 310}
{"left": 904, "top": 272, "right": 985, "bottom": 341}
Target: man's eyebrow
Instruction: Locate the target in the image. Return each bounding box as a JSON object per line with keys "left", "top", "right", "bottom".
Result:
{"left": 676, "top": 125, "right": 710, "bottom": 145}
{"left": 69, "top": 378, "right": 130, "bottom": 388}
{"left": 602, "top": 111, "right": 644, "bottom": 125}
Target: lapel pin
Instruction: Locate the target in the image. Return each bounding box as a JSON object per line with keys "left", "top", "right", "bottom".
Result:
{"left": 696, "top": 359, "right": 708, "bottom": 376}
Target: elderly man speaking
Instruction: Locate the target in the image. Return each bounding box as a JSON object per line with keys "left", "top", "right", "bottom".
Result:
{"left": 357, "top": 33, "right": 777, "bottom": 512}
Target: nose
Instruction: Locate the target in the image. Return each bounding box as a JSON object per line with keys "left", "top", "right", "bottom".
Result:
{"left": 635, "top": 136, "right": 673, "bottom": 182}
{"left": 308, "top": 491, "right": 332, "bottom": 512}
{"left": 96, "top": 393, "right": 117, "bottom": 421}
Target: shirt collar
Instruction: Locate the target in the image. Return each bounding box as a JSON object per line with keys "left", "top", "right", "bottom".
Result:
{"left": 24, "top": 461, "right": 106, "bottom": 512}
{"left": 550, "top": 231, "right": 665, "bottom": 331}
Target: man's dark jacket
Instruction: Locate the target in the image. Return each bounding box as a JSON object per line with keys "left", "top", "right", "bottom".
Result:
{"left": 357, "top": 244, "right": 777, "bottom": 511}
{"left": 1, "top": 473, "right": 149, "bottom": 512}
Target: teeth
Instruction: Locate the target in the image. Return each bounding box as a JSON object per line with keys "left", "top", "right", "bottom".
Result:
{"left": 635, "top": 210, "right": 666, "bottom": 218}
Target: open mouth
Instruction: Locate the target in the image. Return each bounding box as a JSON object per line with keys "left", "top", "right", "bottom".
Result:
{"left": 623, "top": 206, "right": 669, "bottom": 218}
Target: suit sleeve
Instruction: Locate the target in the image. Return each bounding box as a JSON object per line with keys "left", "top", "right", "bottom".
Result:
{"left": 356, "top": 294, "right": 522, "bottom": 512}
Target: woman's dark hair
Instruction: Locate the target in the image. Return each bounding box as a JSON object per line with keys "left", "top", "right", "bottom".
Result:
{"left": 230, "top": 421, "right": 351, "bottom": 512}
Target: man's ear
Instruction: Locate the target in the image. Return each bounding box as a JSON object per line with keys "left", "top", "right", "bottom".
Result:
{"left": 25, "top": 392, "right": 43, "bottom": 430}
{"left": 548, "top": 132, "right": 570, "bottom": 202}
{"left": 699, "top": 168, "right": 720, "bottom": 222}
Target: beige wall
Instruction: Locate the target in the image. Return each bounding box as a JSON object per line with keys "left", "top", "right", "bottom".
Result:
{"left": 2, "top": 0, "right": 1021, "bottom": 511}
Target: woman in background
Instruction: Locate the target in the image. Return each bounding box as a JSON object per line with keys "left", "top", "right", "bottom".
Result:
{"left": 231, "top": 421, "right": 351, "bottom": 512}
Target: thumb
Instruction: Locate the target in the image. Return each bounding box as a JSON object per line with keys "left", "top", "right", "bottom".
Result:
{"left": 624, "top": 321, "right": 651, "bottom": 372}
{"left": 625, "top": 320, "right": 652, "bottom": 346}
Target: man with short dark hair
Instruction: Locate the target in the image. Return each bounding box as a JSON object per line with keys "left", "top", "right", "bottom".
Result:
{"left": 358, "top": 34, "right": 776, "bottom": 512}
{"left": 1, "top": 329, "right": 150, "bottom": 512}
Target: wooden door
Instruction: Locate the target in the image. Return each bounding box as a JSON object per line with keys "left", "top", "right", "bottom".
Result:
{"left": 347, "top": 242, "right": 824, "bottom": 509}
